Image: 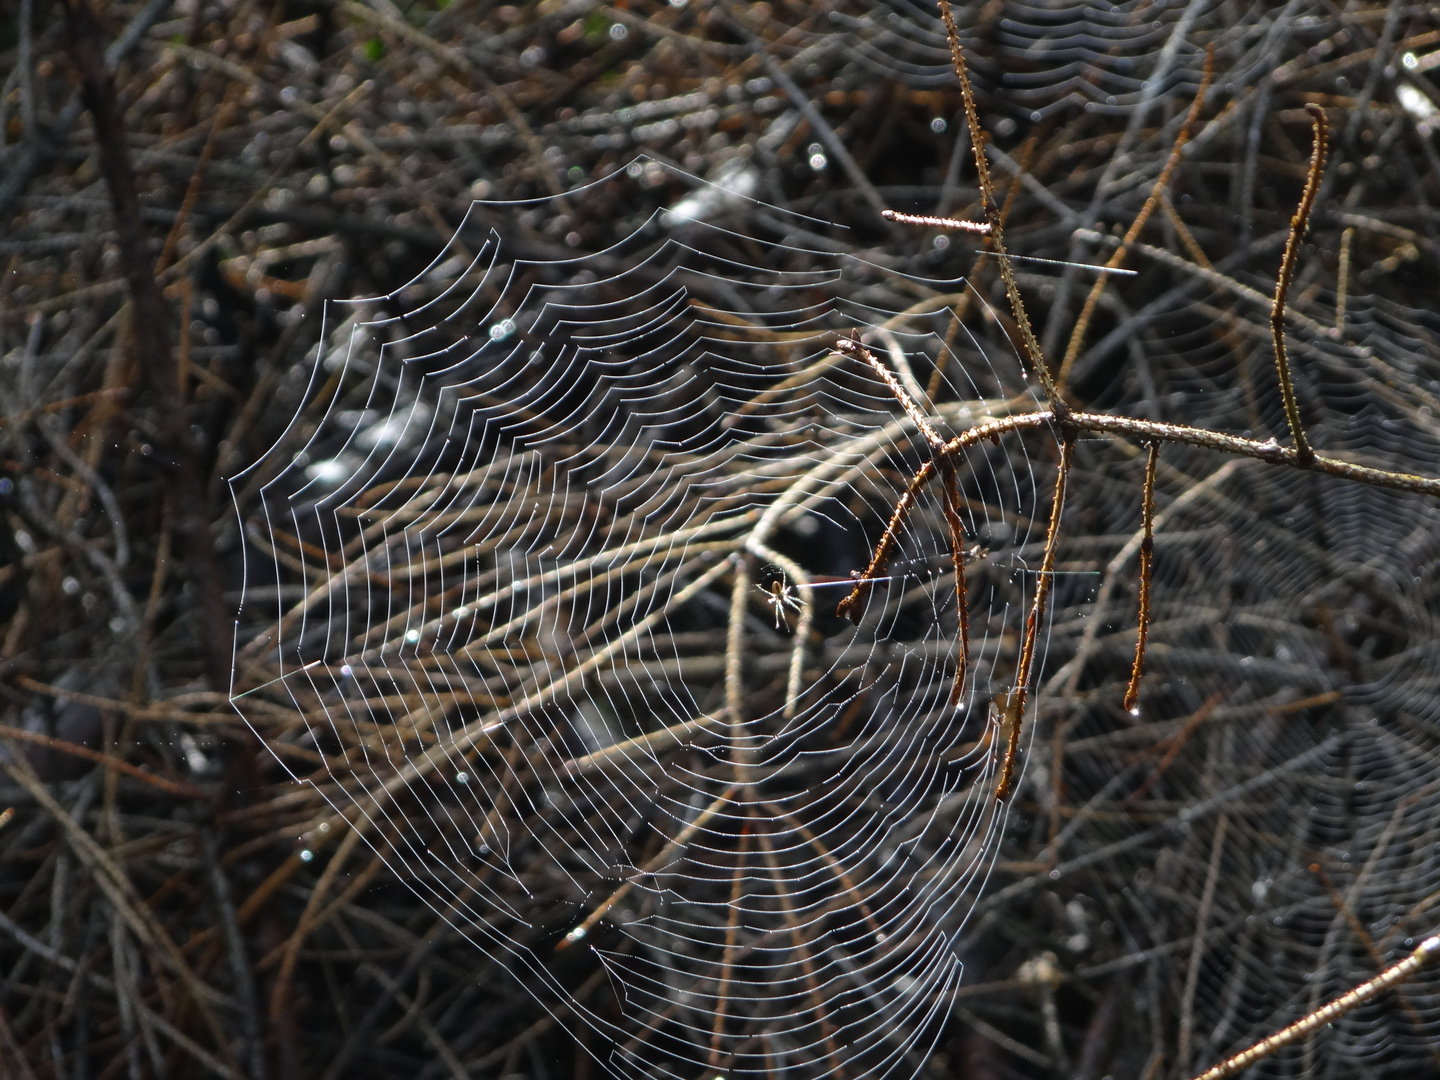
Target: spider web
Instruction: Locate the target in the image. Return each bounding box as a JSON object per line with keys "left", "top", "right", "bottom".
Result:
{"left": 226, "top": 3, "right": 1440, "bottom": 1078}
{"left": 231, "top": 165, "right": 1054, "bottom": 1078}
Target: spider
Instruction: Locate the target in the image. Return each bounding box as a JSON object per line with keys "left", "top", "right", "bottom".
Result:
{"left": 756, "top": 568, "right": 803, "bottom": 632}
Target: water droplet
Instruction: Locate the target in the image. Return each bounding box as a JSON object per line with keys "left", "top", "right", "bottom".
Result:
{"left": 340, "top": 664, "right": 353, "bottom": 677}
{"left": 1049, "top": 868, "right": 1061, "bottom": 880}
{"left": 809, "top": 152, "right": 828, "bottom": 171}
{"left": 456, "top": 772, "right": 469, "bottom": 784}
{"left": 488, "top": 318, "right": 516, "bottom": 342}
{"left": 930, "top": 117, "right": 947, "bottom": 133}
{"left": 1128, "top": 706, "right": 1140, "bottom": 717}
{"left": 405, "top": 629, "right": 421, "bottom": 643}
{"left": 299, "top": 849, "right": 314, "bottom": 862}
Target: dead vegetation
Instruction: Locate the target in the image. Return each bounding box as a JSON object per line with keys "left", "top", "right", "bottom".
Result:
{"left": 4, "top": 1, "right": 1440, "bottom": 1078}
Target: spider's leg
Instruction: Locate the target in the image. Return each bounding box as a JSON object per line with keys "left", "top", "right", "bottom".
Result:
{"left": 837, "top": 459, "right": 937, "bottom": 624}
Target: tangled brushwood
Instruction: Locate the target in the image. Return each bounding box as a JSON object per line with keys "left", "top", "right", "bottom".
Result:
{"left": 6, "top": 1, "right": 1440, "bottom": 1079}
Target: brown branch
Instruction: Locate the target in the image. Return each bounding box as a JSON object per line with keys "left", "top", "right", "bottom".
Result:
{"left": 1335, "top": 225, "right": 1355, "bottom": 334}
{"left": 1189, "top": 935, "right": 1440, "bottom": 1080}
{"left": 935, "top": 0, "right": 1069, "bottom": 421}
{"left": 835, "top": 336, "right": 944, "bottom": 449}
{"left": 835, "top": 458, "right": 936, "bottom": 624}
{"left": 1270, "top": 103, "right": 1328, "bottom": 468}
{"left": 63, "top": 0, "right": 231, "bottom": 690}
{"left": 996, "top": 437, "right": 1073, "bottom": 801}
{"left": 1123, "top": 442, "right": 1160, "bottom": 713}
{"left": 1058, "top": 45, "right": 1215, "bottom": 392}
{"left": 940, "top": 464, "right": 972, "bottom": 704}
{"left": 0, "top": 724, "right": 206, "bottom": 799}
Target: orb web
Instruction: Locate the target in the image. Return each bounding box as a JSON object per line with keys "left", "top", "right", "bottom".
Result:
{"left": 230, "top": 162, "right": 1057, "bottom": 1079}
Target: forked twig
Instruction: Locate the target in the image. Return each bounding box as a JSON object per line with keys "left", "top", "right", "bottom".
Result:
{"left": 838, "top": 0, "right": 1440, "bottom": 810}
{"left": 995, "top": 438, "right": 1073, "bottom": 801}
{"left": 1123, "top": 442, "right": 1160, "bottom": 713}
{"left": 833, "top": 336, "right": 972, "bottom": 702}
{"left": 1189, "top": 934, "right": 1440, "bottom": 1080}
{"left": 1271, "top": 103, "right": 1328, "bottom": 467}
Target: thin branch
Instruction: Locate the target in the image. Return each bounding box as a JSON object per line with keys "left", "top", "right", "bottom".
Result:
{"left": 935, "top": 0, "right": 1069, "bottom": 419}
{"left": 997, "top": 437, "right": 1073, "bottom": 801}
{"left": 939, "top": 464, "right": 972, "bottom": 705}
{"left": 835, "top": 458, "right": 937, "bottom": 624}
{"left": 1058, "top": 45, "right": 1215, "bottom": 391}
{"left": 1123, "top": 442, "right": 1160, "bottom": 713}
{"left": 1335, "top": 225, "right": 1355, "bottom": 334}
{"left": 881, "top": 209, "right": 990, "bottom": 234}
{"left": 0, "top": 724, "right": 206, "bottom": 799}
{"left": 1189, "top": 935, "right": 1440, "bottom": 1080}
{"left": 1178, "top": 814, "right": 1229, "bottom": 1071}
{"left": 63, "top": 0, "right": 231, "bottom": 689}
{"left": 1270, "top": 103, "right": 1328, "bottom": 467}
{"left": 710, "top": 822, "right": 750, "bottom": 1069}
{"left": 835, "top": 336, "right": 944, "bottom": 449}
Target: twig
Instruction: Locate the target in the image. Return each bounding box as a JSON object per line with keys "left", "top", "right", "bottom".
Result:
{"left": 63, "top": 0, "right": 231, "bottom": 689}
{"left": 1309, "top": 859, "right": 1440, "bottom": 1070}
{"left": 743, "top": 25, "right": 890, "bottom": 221}
{"left": 725, "top": 553, "right": 750, "bottom": 727}
{"left": 555, "top": 785, "right": 740, "bottom": 950}
{"left": 0, "top": 0, "right": 171, "bottom": 214}
{"left": 1177, "top": 814, "right": 1229, "bottom": 1071}
{"left": 996, "top": 438, "right": 1073, "bottom": 801}
{"left": 936, "top": 0, "right": 1068, "bottom": 420}
{"left": 1058, "top": 46, "right": 1215, "bottom": 392}
{"left": 939, "top": 463, "right": 971, "bottom": 704}
{"left": 1123, "top": 442, "right": 1160, "bottom": 713}
{"left": 835, "top": 457, "right": 938, "bottom": 624}
{"left": 1189, "top": 934, "right": 1440, "bottom": 1080}
{"left": 881, "top": 209, "right": 989, "bottom": 234}
{"left": 201, "top": 830, "right": 267, "bottom": 1080}
{"left": 1, "top": 756, "right": 242, "bottom": 1075}
{"left": 1270, "top": 103, "right": 1328, "bottom": 467}
{"left": 1335, "top": 225, "right": 1354, "bottom": 335}
{"left": 0, "top": 723, "right": 205, "bottom": 798}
